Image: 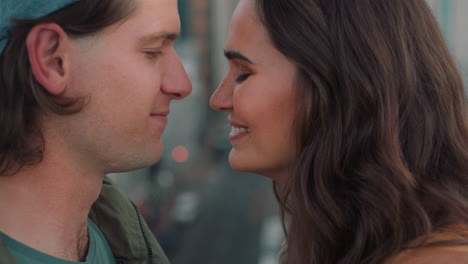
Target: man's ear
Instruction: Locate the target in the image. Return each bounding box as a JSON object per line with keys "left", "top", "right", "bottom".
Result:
{"left": 26, "top": 23, "right": 70, "bottom": 95}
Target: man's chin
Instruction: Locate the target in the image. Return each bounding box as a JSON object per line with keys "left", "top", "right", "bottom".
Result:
{"left": 106, "top": 150, "right": 163, "bottom": 173}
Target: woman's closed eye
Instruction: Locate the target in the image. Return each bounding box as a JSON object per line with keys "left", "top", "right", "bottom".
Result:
{"left": 235, "top": 73, "right": 252, "bottom": 83}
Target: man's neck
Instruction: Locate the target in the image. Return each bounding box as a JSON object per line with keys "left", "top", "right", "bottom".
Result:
{"left": 0, "top": 160, "right": 103, "bottom": 261}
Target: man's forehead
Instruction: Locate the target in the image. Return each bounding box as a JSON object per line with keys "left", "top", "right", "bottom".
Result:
{"left": 104, "top": 0, "right": 180, "bottom": 44}
{"left": 125, "top": 0, "right": 180, "bottom": 35}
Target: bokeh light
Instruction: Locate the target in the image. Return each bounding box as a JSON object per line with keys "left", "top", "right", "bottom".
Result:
{"left": 172, "top": 146, "right": 189, "bottom": 163}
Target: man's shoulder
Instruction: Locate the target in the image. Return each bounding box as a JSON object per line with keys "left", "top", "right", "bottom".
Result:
{"left": 94, "top": 176, "right": 130, "bottom": 208}
{"left": 89, "top": 176, "right": 170, "bottom": 264}
{"left": 0, "top": 236, "right": 16, "bottom": 264}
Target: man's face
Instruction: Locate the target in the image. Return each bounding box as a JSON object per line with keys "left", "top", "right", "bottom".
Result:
{"left": 62, "top": 0, "right": 191, "bottom": 173}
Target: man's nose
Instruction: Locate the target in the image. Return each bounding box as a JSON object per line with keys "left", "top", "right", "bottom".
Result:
{"left": 161, "top": 49, "right": 192, "bottom": 100}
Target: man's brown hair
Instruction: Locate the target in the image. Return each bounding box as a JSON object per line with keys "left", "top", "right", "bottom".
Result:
{"left": 0, "top": 0, "right": 136, "bottom": 175}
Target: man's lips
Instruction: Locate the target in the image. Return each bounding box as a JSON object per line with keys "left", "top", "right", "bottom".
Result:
{"left": 150, "top": 112, "right": 169, "bottom": 126}
{"left": 150, "top": 111, "right": 169, "bottom": 117}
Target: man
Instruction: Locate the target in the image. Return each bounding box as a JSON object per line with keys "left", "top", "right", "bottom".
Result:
{"left": 0, "top": 0, "right": 191, "bottom": 263}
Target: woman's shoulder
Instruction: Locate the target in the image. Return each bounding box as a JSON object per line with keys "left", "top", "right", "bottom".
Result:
{"left": 386, "top": 245, "right": 468, "bottom": 264}
{"left": 386, "top": 226, "right": 468, "bottom": 264}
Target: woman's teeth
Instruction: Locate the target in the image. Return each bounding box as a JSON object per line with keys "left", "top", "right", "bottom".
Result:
{"left": 230, "top": 126, "right": 251, "bottom": 135}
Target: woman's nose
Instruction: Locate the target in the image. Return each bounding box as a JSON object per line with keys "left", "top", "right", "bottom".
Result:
{"left": 210, "top": 79, "right": 234, "bottom": 111}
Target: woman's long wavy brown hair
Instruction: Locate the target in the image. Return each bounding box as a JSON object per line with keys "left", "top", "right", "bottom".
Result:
{"left": 255, "top": 0, "right": 468, "bottom": 263}
{"left": 0, "top": 0, "right": 135, "bottom": 175}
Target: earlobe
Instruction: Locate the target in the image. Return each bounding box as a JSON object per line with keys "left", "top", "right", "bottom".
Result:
{"left": 26, "top": 23, "right": 70, "bottom": 95}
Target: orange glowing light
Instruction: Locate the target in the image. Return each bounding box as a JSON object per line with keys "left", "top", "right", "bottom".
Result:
{"left": 172, "top": 146, "right": 189, "bottom": 163}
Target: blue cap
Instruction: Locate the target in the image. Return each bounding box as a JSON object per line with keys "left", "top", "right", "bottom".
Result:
{"left": 0, "top": 0, "right": 79, "bottom": 54}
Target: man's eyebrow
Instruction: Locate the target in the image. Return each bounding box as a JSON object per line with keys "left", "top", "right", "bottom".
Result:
{"left": 138, "top": 32, "right": 180, "bottom": 44}
{"left": 224, "top": 50, "right": 254, "bottom": 64}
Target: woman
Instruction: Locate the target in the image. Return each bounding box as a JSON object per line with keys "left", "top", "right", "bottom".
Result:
{"left": 210, "top": 0, "right": 468, "bottom": 263}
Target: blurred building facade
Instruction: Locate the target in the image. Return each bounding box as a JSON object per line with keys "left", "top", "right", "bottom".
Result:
{"left": 428, "top": 0, "right": 468, "bottom": 86}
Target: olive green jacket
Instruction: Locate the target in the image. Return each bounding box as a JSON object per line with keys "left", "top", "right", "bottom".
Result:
{"left": 0, "top": 177, "right": 170, "bottom": 264}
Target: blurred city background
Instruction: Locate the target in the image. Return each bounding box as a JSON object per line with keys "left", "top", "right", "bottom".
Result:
{"left": 108, "top": 1, "right": 468, "bottom": 263}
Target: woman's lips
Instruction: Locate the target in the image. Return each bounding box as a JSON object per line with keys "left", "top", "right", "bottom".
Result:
{"left": 229, "top": 121, "right": 250, "bottom": 140}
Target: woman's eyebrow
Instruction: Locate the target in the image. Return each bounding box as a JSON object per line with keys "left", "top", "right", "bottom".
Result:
{"left": 224, "top": 50, "right": 254, "bottom": 64}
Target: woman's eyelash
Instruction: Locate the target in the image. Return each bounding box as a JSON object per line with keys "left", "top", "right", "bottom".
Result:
{"left": 235, "top": 73, "right": 251, "bottom": 83}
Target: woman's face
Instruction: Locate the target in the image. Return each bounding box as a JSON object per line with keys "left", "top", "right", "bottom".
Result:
{"left": 210, "top": 0, "right": 297, "bottom": 181}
